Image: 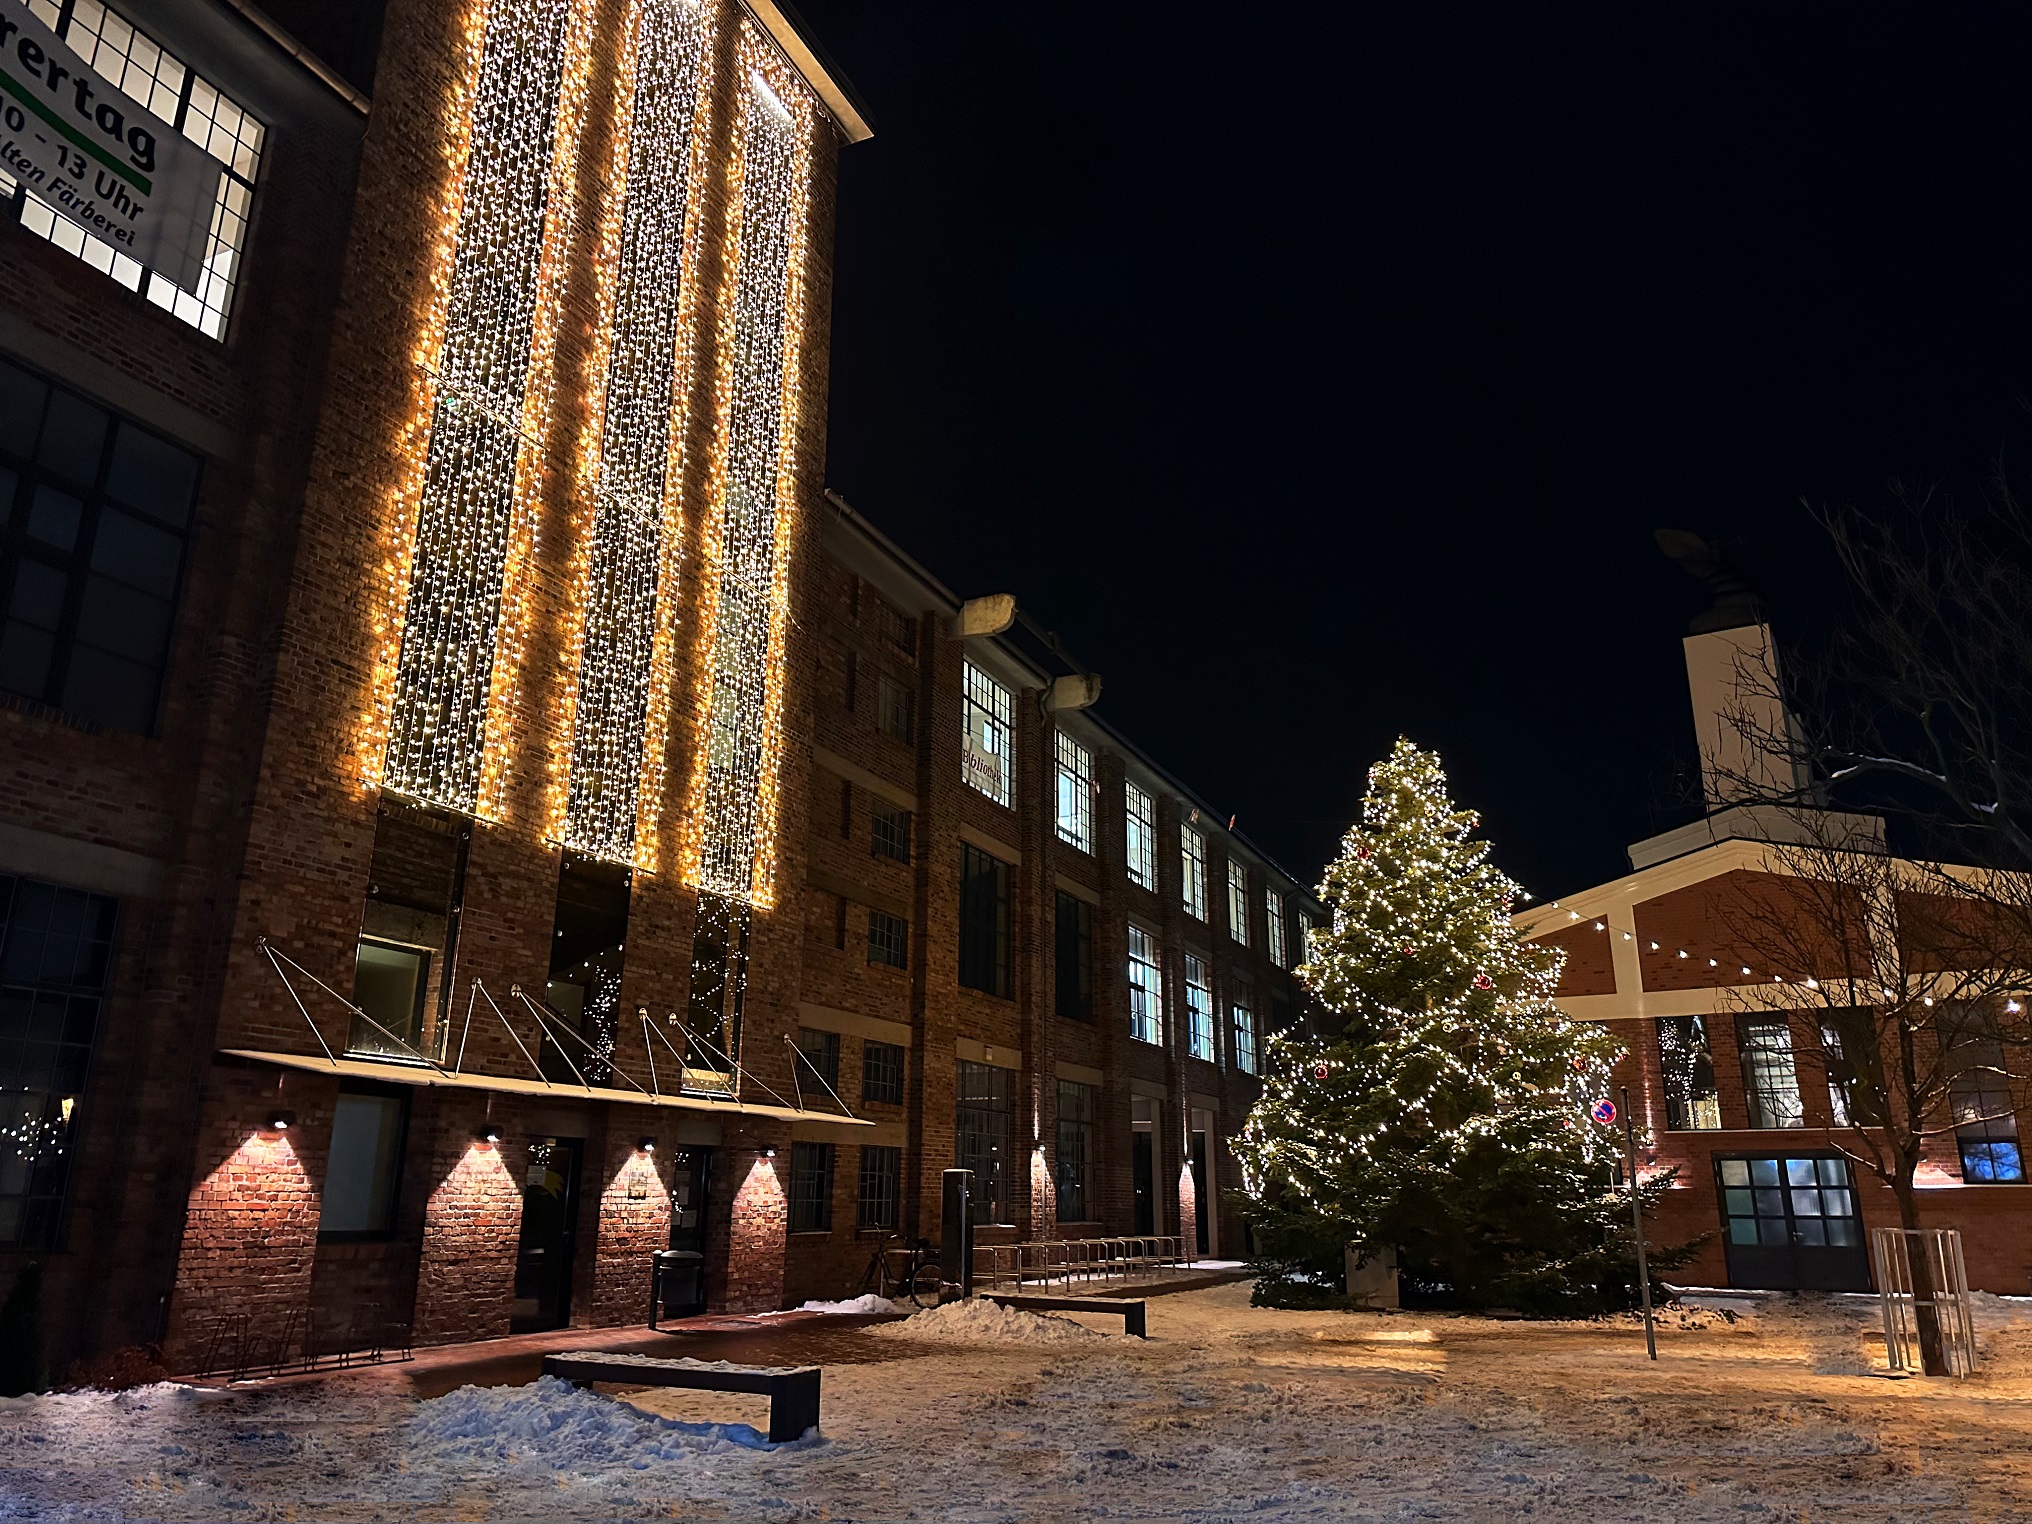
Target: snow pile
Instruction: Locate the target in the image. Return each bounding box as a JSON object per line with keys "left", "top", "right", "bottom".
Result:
{"left": 869, "top": 1298, "right": 1113, "bottom": 1346}
{"left": 793, "top": 1294, "right": 900, "bottom": 1315}
{"left": 410, "top": 1375, "right": 821, "bottom": 1462}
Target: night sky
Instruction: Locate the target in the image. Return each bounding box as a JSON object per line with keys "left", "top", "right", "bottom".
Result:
{"left": 795, "top": 3, "right": 2032, "bottom": 899}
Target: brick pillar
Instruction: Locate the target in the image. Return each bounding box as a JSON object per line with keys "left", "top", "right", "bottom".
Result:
{"left": 412, "top": 1098, "right": 522, "bottom": 1345}
{"left": 164, "top": 1066, "right": 335, "bottom": 1372}
{"left": 710, "top": 1132, "right": 788, "bottom": 1312}
{"left": 588, "top": 1124, "right": 675, "bottom": 1327}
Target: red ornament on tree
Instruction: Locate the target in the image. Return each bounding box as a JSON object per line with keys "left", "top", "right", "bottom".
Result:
{"left": 1356, "top": 845, "right": 1372, "bottom": 861}
{"left": 1472, "top": 973, "right": 1494, "bottom": 991}
{"left": 1313, "top": 1063, "right": 1331, "bottom": 1081}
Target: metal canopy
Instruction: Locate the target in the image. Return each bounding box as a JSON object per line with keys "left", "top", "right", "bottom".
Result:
{"left": 217, "top": 1048, "right": 872, "bottom": 1126}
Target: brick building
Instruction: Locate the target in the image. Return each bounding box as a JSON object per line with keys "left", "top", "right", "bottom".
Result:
{"left": 1520, "top": 605, "right": 2032, "bottom": 1294}
{"left": 0, "top": 0, "right": 1318, "bottom": 1376}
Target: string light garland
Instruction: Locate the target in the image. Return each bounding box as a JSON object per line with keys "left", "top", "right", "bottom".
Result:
{"left": 375, "top": 0, "right": 594, "bottom": 816}
{"left": 679, "top": 29, "right": 815, "bottom": 909}
{"left": 558, "top": 0, "right": 717, "bottom": 863}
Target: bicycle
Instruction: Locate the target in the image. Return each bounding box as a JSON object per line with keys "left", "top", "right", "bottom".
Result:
{"left": 859, "top": 1234, "right": 944, "bottom": 1307}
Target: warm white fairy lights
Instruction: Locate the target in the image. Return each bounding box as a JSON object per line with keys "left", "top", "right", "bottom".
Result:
{"left": 559, "top": 0, "right": 717, "bottom": 863}
{"left": 376, "top": 0, "right": 589, "bottom": 816}
{"left": 681, "top": 31, "right": 815, "bottom": 908}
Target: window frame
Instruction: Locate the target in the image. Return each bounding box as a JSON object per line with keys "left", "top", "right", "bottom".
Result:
{"left": 955, "top": 1059, "right": 1014, "bottom": 1224}
{"left": 788, "top": 1140, "right": 835, "bottom": 1233}
{"left": 865, "top": 909, "right": 909, "bottom": 970}
{"left": 958, "top": 844, "right": 1013, "bottom": 998}
{"left": 870, "top": 802, "right": 911, "bottom": 864}
{"left": 1181, "top": 826, "right": 1208, "bottom": 921}
{"left": 1054, "top": 889, "right": 1094, "bottom": 1020}
{"left": 875, "top": 670, "right": 914, "bottom": 745}
{"left": 1233, "top": 1000, "right": 1258, "bottom": 1075}
{"left": 1658, "top": 1014, "right": 1722, "bottom": 1131}
{"left": 794, "top": 1027, "right": 842, "bottom": 1094}
{"left": 1053, "top": 729, "right": 1095, "bottom": 854}
{"left": 1184, "top": 952, "right": 1216, "bottom": 1063}
{"left": 961, "top": 660, "right": 1013, "bottom": 806}
{"left": 1738, "top": 1017, "right": 1805, "bottom": 1130}
{"left": 0, "top": 356, "right": 204, "bottom": 736}
{"left": 860, "top": 1038, "right": 906, "bottom": 1106}
{"left": 1055, "top": 1079, "right": 1096, "bottom": 1223}
{"left": 1226, "top": 859, "right": 1250, "bottom": 946}
{"left": 1266, "top": 891, "right": 1286, "bottom": 968}
{"left": 1127, "top": 923, "right": 1163, "bottom": 1045}
{"left": 1125, "top": 781, "right": 1156, "bottom": 890}
{"left": 316, "top": 1080, "right": 411, "bottom": 1243}
{"left": 857, "top": 1143, "right": 901, "bottom": 1229}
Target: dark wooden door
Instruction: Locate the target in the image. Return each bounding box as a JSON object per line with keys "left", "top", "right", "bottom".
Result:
{"left": 511, "top": 1137, "right": 583, "bottom": 1332}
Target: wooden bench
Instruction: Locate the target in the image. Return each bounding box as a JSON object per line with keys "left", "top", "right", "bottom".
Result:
{"left": 982, "top": 1293, "right": 1148, "bottom": 1338}
{"left": 541, "top": 1352, "right": 821, "bottom": 1443}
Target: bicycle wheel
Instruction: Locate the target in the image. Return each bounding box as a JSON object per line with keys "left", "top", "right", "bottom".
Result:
{"left": 907, "top": 1261, "right": 944, "bottom": 1308}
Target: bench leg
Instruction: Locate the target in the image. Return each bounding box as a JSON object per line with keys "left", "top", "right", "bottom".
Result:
{"left": 768, "top": 1370, "right": 821, "bottom": 1443}
{"left": 1124, "top": 1304, "right": 1146, "bottom": 1338}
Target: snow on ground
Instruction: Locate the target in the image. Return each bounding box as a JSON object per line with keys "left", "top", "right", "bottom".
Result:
{"left": 789, "top": 1294, "right": 900, "bottom": 1316}
{"left": 867, "top": 1297, "right": 1115, "bottom": 1346}
{"left": 10, "top": 1282, "right": 2032, "bottom": 1520}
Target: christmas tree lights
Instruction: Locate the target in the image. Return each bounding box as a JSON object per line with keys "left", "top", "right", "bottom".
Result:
{"left": 376, "top": 0, "right": 593, "bottom": 816}
{"left": 1237, "top": 739, "right": 1664, "bottom": 1313}
{"left": 680, "top": 30, "right": 815, "bottom": 909}
{"left": 559, "top": 0, "right": 717, "bottom": 864}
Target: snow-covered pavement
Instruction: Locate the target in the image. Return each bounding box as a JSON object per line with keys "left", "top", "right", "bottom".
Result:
{"left": 7, "top": 1281, "right": 2032, "bottom": 1521}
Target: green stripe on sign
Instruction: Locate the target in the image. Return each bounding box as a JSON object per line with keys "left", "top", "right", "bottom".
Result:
{"left": 0, "top": 67, "right": 151, "bottom": 194}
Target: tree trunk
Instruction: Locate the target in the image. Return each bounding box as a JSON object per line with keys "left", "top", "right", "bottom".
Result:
{"left": 1891, "top": 1177, "right": 1948, "bottom": 1377}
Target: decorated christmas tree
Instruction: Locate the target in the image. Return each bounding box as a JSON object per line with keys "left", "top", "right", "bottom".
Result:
{"left": 1235, "top": 739, "right": 1676, "bottom": 1314}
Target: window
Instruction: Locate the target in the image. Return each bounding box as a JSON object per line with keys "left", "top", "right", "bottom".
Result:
{"left": 1054, "top": 891, "right": 1093, "bottom": 1020}
{"left": 872, "top": 595, "right": 916, "bottom": 659}
{"left": 867, "top": 909, "right": 909, "bottom": 970}
{"left": 871, "top": 803, "right": 911, "bottom": 863}
{"left": 0, "top": 875, "right": 117, "bottom": 1248}
{"left": 1819, "top": 1009, "right": 1884, "bottom": 1129}
{"left": 1738, "top": 1018, "right": 1804, "bottom": 1129}
{"left": 789, "top": 1141, "right": 834, "bottom": 1232}
{"left": 318, "top": 1086, "right": 408, "bottom": 1238}
{"left": 1226, "top": 860, "right": 1250, "bottom": 946}
{"left": 1056, "top": 1080, "right": 1096, "bottom": 1222}
{"left": 861, "top": 1039, "right": 905, "bottom": 1106}
{"left": 1127, "top": 924, "right": 1163, "bottom": 1045}
{"left": 1658, "top": 1015, "right": 1721, "bottom": 1130}
{"left": 1266, "top": 892, "right": 1287, "bottom": 968}
{"left": 1185, "top": 954, "right": 1216, "bottom": 1062}
{"left": 1233, "top": 1002, "right": 1258, "bottom": 1076}
{"left": 876, "top": 672, "right": 914, "bottom": 744}
{"left": 858, "top": 1144, "right": 901, "bottom": 1229}
{"left": 794, "top": 1027, "right": 841, "bottom": 1093}
{"left": 1181, "top": 827, "right": 1208, "bottom": 921}
{"left": 1125, "top": 782, "right": 1156, "bottom": 890}
{"left": 955, "top": 1060, "right": 1013, "bottom": 1223}
{"left": 0, "top": 358, "right": 203, "bottom": 734}
{"left": 1719, "top": 1155, "right": 1861, "bottom": 1250}
{"left": 961, "top": 661, "right": 1013, "bottom": 804}
{"left": 350, "top": 938, "right": 430, "bottom": 1060}
{"left": 1, "top": 0, "right": 265, "bottom": 338}
{"left": 1054, "top": 731, "right": 1095, "bottom": 853}
{"left": 958, "top": 844, "right": 1012, "bottom": 997}
{"left": 1942, "top": 1006, "right": 2025, "bottom": 1184}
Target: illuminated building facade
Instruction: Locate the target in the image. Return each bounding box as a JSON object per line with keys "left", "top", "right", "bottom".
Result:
{"left": 0, "top": 0, "right": 1318, "bottom": 1379}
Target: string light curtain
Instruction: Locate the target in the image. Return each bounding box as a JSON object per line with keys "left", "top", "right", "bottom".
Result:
{"left": 685, "top": 32, "right": 815, "bottom": 906}
{"left": 379, "top": 0, "right": 586, "bottom": 814}
{"left": 561, "top": 0, "right": 717, "bottom": 863}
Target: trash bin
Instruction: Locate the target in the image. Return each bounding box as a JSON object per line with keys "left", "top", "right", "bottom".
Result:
{"left": 650, "top": 1248, "right": 705, "bottom": 1329}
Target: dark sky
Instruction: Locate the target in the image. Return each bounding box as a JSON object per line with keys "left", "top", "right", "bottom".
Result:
{"left": 795, "top": 2, "right": 2032, "bottom": 899}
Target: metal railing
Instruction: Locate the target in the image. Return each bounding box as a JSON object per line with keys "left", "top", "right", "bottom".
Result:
{"left": 189, "top": 1303, "right": 413, "bottom": 1382}
{"left": 1873, "top": 1226, "right": 1979, "bottom": 1378}
{"left": 971, "top": 1235, "right": 1189, "bottom": 1291}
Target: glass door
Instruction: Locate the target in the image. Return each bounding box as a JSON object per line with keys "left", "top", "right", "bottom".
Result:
{"left": 511, "top": 1137, "right": 583, "bottom": 1332}
{"left": 1716, "top": 1154, "right": 1870, "bottom": 1291}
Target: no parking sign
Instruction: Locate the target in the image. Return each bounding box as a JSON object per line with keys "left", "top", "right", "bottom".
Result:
{"left": 1589, "top": 1098, "right": 1618, "bottom": 1126}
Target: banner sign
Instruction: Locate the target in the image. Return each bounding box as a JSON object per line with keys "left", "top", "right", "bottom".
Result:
{"left": 0, "top": 0, "right": 230, "bottom": 291}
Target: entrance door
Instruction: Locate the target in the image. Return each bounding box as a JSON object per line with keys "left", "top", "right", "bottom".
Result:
{"left": 511, "top": 1137, "right": 583, "bottom": 1332}
{"left": 1133, "top": 1130, "right": 1155, "bottom": 1235}
{"left": 1189, "top": 1128, "right": 1210, "bottom": 1256}
{"left": 1717, "top": 1154, "right": 1870, "bottom": 1291}
{"left": 660, "top": 1146, "right": 713, "bottom": 1319}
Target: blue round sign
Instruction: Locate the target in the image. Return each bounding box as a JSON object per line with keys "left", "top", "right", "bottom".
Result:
{"left": 1589, "top": 1098, "right": 1618, "bottom": 1126}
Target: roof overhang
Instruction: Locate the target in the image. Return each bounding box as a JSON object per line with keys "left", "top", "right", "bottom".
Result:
{"left": 219, "top": 1049, "right": 872, "bottom": 1126}
{"left": 742, "top": 0, "right": 873, "bottom": 143}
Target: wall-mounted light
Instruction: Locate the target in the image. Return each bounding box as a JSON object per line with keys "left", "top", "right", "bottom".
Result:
{"left": 265, "top": 1109, "right": 297, "bottom": 1133}
{"left": 638, "top": 1136, "right": 657, "bottom": 1154}
{"left": 476, "top": 1124, "right": 503, "bottom": 1145}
